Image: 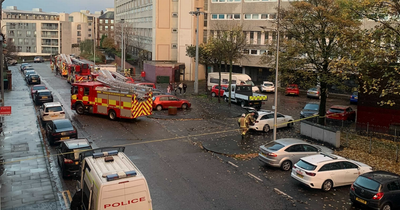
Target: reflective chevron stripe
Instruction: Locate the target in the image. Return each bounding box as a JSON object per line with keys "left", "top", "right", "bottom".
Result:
{"left": 249, "top": 95, "right": 268, "bottom": 101}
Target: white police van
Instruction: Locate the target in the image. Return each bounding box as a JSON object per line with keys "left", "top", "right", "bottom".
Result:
{"left": 70, "top": 147, "right": 152, "bottom": 210}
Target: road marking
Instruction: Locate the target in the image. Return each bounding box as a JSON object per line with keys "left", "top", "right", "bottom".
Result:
{"left": 247, "top": 172, "right": 263, "bottom": 182}
{"left": 60, "top": 190, "right": 70, "bottom": 209}
{"left": 228, "top": 161, "right": 239, "bottom": 168}
{"left": 274, "top": 188, "right": 294, "bottom": 200}
{"left": 66, "top": 190, "right": 72, "bottom": 202}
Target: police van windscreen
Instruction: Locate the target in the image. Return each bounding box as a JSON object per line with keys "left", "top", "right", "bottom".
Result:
{"left": 245, "top": 80, "right": 254, "bottom": 86}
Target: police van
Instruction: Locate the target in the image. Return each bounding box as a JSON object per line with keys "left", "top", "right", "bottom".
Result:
{"left": 70, "top": 147, "right": 152, "bottom": 210}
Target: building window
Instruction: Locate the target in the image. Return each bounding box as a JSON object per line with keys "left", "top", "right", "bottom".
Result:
{"left": 105, "top": 26, "right": 108, "bottom": 30}
{"left": 111, "top": 26, "right": 114, "bottom": 30}
{"left": 77, "top": 31, "right": 81, "bottom": 36}
{"left": 26, "top": 31, "right": 31, "bottom": 37}
{"left": 17, "top": 46, "right": 22, "bottom": 52}
{"left": 26, "top": 46, "right": 31, "bottom": 52}
{"left": 8, "top": 30, "right": 14, "bottom": 36}
{"left": 32, "top": 38, "right": 36, "bottom": 44}
{"left": 77, "top": 24, "right": 81, "bottom": 30}
{"left": 89, "top": 34, "right": 91, "bottom": 37}
{"left": 88, "top": 28, "right": 91, "bottom": 31}
{"left": 250, "top": 50, "right": 258, "bottom": 55}
{"left": 261, "top": 14, "right": 268, "bottom": 19}
{"left": 18, "top": 38, "right": 23, "bottom": 44}
{"left": 100, "top": 19, "right": 103, "bottom": 23}
{"left": 24, "top": 38, "right": 29, "bottom": 45}
{"left": 77, "top": 38, "right": 81, "bottom": 43}
{"left": 69, "top": 16, "right": 73, "bottom": 22}
{"left": 111, "top": 20, "right": 114, "bottom": 24}
{"left": 105, "top": 19, "right": 108, "bottom": 24}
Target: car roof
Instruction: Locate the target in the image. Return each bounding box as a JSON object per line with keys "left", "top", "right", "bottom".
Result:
{"left": 21, "top": 63, "right": 30, "bottom": 66}
{"left": 29, "top": 74, "right": 39, "bottom": 76}
{"left": 62, "top": 138, "right": 90, "bottom": 149}
{"left": 33, "top": 84, "right": 46, "bottom": 87}
{"left": 52, "top": 119, "right": 72, "bottom": 124}
{"left": 275, "top": 138, "right": 307, "bottom": 146}
{"left": 330, "top": 105, "right": 349, "bottom": 110}
{"left": 300, "top": 153, "right": 344, "bottom": 165}
{"left": 43, "top": 102, "right": 62, "bottom": 107}
{"left": 361, "top": 171, "right": 400, "bottom": 183}
{"left": 305, "top": 102, "right": 320, "bottom": 105}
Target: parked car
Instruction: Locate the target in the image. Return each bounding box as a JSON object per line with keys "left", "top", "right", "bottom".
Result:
{"left": 26, "top": 74, "right": 41, "bottom": 85}
{"left": 258, "top": 138, "right": 324, "bottom": 171}
{"left": 6, "top": 57, "right": 17, "bottom": 65}
{"left": 24, "top": 70, "right": 36, "bottom": 78}
{"left": 39, "top": 102, "right": 65, "bottom": 125}
{"left": 34, "top": 56, "right": 44, "bottom": 63}
{"left": 350, "top": 171, "right": 400, "bottom": 210}
{"left": 33, "top": 90, "right": 53, "bottom": 105}
{"left": 20, "top": 63, "right": 31, "bottom": 71}
{"left": 136, "top": 82, "right": 156, "bottom": 89}
{"left": 285, "top": 84, "right": 300, "bottom": 96}
{"left": 300, "top": 102, "right": 319, "bottom": 119}
{"left": 22, "top": 65, "right": 34, "bottom": 72}
{"left": 291, "top": 153, "right": 372, "bottom": 191}
{"left": 326, "top": 105, "right": 356, "bottom": 121}
{"left": 211, "top": 85, "right": 228, "bottom": 97}
{"left": 56, "top": 138, "right": 92, "bottom": 179}
{"left": 249, "top": 111, "right": 294, "bottom": 133}
{"left": 31, "top": 85, "right": 47, "bottom": 98}
{"left": 45, "top": 119, "right": 77, "bottom": 145}
{"left": 307, "top": 86, "right": 328, "bottom": 99}
{"left": 261, "top": 81, "right": 275, "bottom": 93}
{"left": 153, "top": 95, "right": 191, "bottom": 111}
{"left": 350, "top": 91, "right": 358, "bottom": 104}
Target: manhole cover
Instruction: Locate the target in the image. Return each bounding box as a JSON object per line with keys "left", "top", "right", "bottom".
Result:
{"left": 11, "top": 143, "right": 29, "bottom": 152}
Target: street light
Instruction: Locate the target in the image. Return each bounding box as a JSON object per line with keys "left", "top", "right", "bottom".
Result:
{"left": 120, "top": 19, "right": 125, "bottom": 73}
{"left": 189, "top": 8, "right": 205, "bottom": 94}
{"left": 93, "top": 18, "right": 96, "bottom": 70}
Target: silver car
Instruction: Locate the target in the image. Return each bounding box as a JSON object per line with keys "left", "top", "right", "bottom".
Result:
{"left": 258, "top": 138, "right": 322, "bottom": 171}
{"left": 307, "top": 86, "right": 329, "bottom": 99}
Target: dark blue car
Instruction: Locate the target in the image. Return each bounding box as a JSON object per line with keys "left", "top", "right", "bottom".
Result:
{"left": 350, "top": 91, "right": 358, "bottom": 104}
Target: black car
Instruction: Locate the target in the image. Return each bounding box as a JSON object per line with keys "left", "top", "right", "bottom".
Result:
{"left": 45, "top": 119, "right": 78, "bottom": 145}
{"left": 300, "top": 102, "right": 319, "bottom": 120}
{"left": 26, "top": 74, "right": 41, "bottom": 85}
{"left": 33, "top": 90, "right": 53, "bottom": 105}
{"left": 350, "top": 171, "right": 400, "bottom": 210}
{"left": 57, "top": 138, "right": 92, "bottom": 179}
{"left": 24, "top": 69, "right": 36, "bottom": 78}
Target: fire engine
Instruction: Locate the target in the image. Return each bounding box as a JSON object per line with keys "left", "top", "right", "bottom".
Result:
{"left": 67, "top": 58, "right": 92, "bottom": 83}
{"left": 71, "top": 70, "right": 153, "bottom": 120}
{"left": 54, "top": 54, "right": 72, "bottom": 77}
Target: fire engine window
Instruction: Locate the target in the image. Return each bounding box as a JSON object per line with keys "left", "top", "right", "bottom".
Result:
{"left": 84, "top": 87, "right": 90, "bottom": 96}
{"left": 82, "top": 181, "right": 90, "bottom": 209}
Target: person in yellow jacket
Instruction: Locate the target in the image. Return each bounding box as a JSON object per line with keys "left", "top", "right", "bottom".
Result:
{"left": 238, "top": 112, "right": 255, "bottom": 140}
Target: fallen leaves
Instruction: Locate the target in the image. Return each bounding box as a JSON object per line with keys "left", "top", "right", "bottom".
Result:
{"left": 233, "top": 153, "right": 258, "bottom": 160}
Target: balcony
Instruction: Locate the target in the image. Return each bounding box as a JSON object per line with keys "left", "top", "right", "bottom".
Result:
{"left": 41, "top": 33, "right": 58, "bottom": 38}
{"left": 42, "top": 26, "right": 59, "bottom": 30}
{"left": 42, "top": 41, "right": 59, "bottom": 46}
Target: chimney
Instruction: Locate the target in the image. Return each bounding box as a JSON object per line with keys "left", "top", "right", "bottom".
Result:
{"left": 6, "top": 6, "right": 17, "bottom": 10}
{"left": 32, "top": 8, "right": 43, "bottom": 12}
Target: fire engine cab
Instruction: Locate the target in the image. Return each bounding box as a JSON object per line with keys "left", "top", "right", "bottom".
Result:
{"left": 71, "top": 70, "right": 153, "bottom": 120}
{"left": 68, "top": 58, "right": 92, "bottom": 83}
{"left": 70, "top": 147, "right": 152, "bottom": 210}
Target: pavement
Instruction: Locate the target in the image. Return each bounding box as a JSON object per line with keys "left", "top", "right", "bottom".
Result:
{"left": 0, "top": 67, "right": 59, "bottom": 209}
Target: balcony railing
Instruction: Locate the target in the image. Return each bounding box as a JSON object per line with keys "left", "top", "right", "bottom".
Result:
{"left": 41, "top": 34, "right": 58, "bottom": 38}
{"left": 42, "top": 26, "right": 59, "bottom": 30}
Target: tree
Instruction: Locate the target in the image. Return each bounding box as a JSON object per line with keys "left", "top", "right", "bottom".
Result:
{"left": 274, "top": 0, "right": 360, "bottom": 125}
{"left": 102, "top": 37, "right": 115, "bottom": 49}
{"left": 4, "top": 39, "right": 17, "bottom": 59}
{"left": 79, "top": 39, "right": 94, "bottom": 54}
{"left": 100, "top": 34, "right": 107, "bottom": 48}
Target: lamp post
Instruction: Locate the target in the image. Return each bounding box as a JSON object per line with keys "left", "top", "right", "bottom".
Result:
{"left": 189, "top": 8, "right": 205, "bottom": 94}
{"left": 93, "top": 17, "right": 96, "bottom": 69}
{"left": 121, "top": 19, "right": 125, "bottom": 73}
{"left": 0, "top": 24, "right": 11, "bottom": 107}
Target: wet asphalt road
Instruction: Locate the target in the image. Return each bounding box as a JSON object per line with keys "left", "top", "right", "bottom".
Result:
{"left": 18, "top": 62, "right": 362, "bottom": 210}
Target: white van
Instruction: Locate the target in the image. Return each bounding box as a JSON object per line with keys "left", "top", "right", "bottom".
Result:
{"left": 70, "top": 147, "right": 152, "bottom": 210}
{"left": 208, "top": 72, "right": 259, "bottom": 92}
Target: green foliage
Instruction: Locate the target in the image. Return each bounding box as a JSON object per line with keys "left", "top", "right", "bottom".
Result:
{"left": 100, "top": 34, "right": 107, "bottom": 48}
{"left": 102, "top": 37, "right": 115, "bottom": 49}
{"left": 79, "top": 39, "right": 94, "bottom": 54}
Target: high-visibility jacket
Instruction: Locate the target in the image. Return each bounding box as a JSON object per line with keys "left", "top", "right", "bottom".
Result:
{"left": 238, "top": 117, "right": 248, "bottom": 128}
{"left": 245, "top": 114, "right": 255, "bottom": 125}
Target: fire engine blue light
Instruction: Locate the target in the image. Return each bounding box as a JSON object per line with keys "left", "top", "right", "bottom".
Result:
{"left": 92, "top": 150, "right": 119, "bottom": 158}
{"left": 106, "top": 174, "right": 119, "bottom": 181}
{"left": 125, "top": 170, "right": 137, "bottom": 177}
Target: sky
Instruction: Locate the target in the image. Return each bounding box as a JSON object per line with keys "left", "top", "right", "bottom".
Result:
{"left": 4, "top": 0, "right": 114, "bottom": 14}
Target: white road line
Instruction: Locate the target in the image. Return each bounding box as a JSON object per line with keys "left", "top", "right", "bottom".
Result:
{"left": 228, "top": 161, "right": 239, "bottom": 168}
{"left": 274, "top": 188, "right": 294, "bottom": 200}
{"left": 247, "top": 172, "right": 263, "bottom": 182}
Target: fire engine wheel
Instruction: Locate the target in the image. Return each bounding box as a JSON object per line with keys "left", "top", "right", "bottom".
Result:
{"left": 76, "top": 104, "right": 85, "bottom": 115}
{"left": 108, "top": 110, "right": 117, "bottom": 120}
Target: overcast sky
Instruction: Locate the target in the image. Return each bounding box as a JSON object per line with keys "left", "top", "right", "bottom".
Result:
{"left": 4, "top": 0, "right": 114, "bottom": 14}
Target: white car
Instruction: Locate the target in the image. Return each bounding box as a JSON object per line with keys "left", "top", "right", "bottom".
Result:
{"left": 39, "top": 102, "right": 65, "bottom": 125}
{"left": 261, "top": 81, "right": 275, "bottom": 93}
{"left": 291, "top": 153, "right": 372, "bottom": 192}
{"left": 249, "top": 111, "right": 294, "bottom": 132}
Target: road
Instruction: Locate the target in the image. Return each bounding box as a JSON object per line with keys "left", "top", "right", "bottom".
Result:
{"left": 19, "top": 62, "right": 361, "bottom": 210}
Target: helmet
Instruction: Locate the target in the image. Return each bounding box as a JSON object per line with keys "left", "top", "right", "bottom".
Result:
{"left": 241, "top": 114, "right": 246, "bottom": 117}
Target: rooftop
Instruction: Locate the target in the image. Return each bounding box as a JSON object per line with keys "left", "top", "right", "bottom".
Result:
{"left": 99, "top": 11, "right": 114, "bottom": 19}
{"left": 3, "top": 6, "right": 59, "bottom": 16}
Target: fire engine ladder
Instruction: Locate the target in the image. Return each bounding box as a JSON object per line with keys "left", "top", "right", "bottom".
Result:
{"left": 60, "top": 54, "right": 72, "bottom": 65}
{"left": 96, "top": 70, "right": 152, "bottom": 98}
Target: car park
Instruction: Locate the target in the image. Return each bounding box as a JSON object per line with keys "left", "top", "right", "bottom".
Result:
{"left": 34, "top": 56, "right": 44, "bottom": 63}
{"left": 211, "top": 84, "right": 228, "bottom": 97}
{"left": 285, "top": 84, "right": 300, "bottom": 96}
{"left": 56, "top": 138, "right": 92, "bottom": 179}
{"left": 33, "top": 90, "right": 53, "bottom": 105}
{"left": 153, "top": 95, "right": 191, "bottom": 111}
{"left": 350, "top": 91, "right": 358, "bottom": 104}
{"left": 326, "top": 105, "right": 356, "bottom": 121}
{"left": 291, "top": 153, "right": 372, "bottom": 191}
{"left": 249, "top": 111, "right": 294, "bottom": 133}
{"left": 258, "top": 138, "right": 323, "bottom": 171}
{"left": 31, "top": 85, "right": 47, "bottom": 98}
{"left": 39, "top": 102, "right": 65, "bottom": 125}
{"left": 350, "top": 171, "right": 400, "bottom": 210}
{"left": 261, "top": 81, "right": 275, "bottom": 93}
{"left": 26, "top": 74, "right": 41, "bottom": 85}
{"left": 300, "top": 102, "right": 319, "bottom": 119}
{"left": 45, "top": 119, "right": 77, "bottom": 145}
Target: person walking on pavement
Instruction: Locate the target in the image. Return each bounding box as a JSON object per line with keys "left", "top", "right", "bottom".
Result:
{"left": 167, "top": 83, "right": 172, "bottom": 94}
{"left": 178, "top": 82, "right": 183, "bottom": 94}
{"left": 183, "top": 83, "right": 187, "bottom": 94}
{"left": 141, "top": 70, "right": 146, "bottom": 81}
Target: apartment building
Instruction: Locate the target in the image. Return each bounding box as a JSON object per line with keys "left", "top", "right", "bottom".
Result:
{"left": 1, "top": 6, "right": 72, "bottom": 57}
{"left": 69, "top": 10, "right": 100, "bottom": 46}
{"left": 97, "top": 8, "right": 115, "bottom": 46}
{"left": 114, "top": 0, "right": 206, "bottom": 81}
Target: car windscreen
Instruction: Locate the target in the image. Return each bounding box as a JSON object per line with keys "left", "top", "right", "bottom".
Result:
{"left": 46, "top": 106, "right": 63, "bottom": 112}
{"left": 355, "top": 176, "right": 380, "bottom": 191}
{"left": 309, "top": 88, "right": 317, "bottom": 91}
{"left": 38, "top": 91, "right": 51, "bottom": 96}
{"left": 329, "top": 108, "right": 344, "bottom": 113}
{"left": 264, "top": 83, "right": 273, "bottom": 87}
{"left": 54, "top": 121, "right": 73, "bottom": 130}
{"left": 264, "top": 142, "right": 284, "bottom": 151}
{"left": 245, "top": 80, "right": 255, "bottom": 86}
{"left": 304, "top": 103, "right": 319, "bottom": 111}
{"left": 33, "top": 86, "right": 46, "bottom": 90}
{"left": 296, "top": 160, "right": 317, "bottom": 171}
{"left": 30, "top": 75, "right": 39, "bottom": 79}
{"left": 353, "top": 91, "right": 358, "bottom": 96}
{"left": 289, "top": 85, "right": 297, "bottom": 89}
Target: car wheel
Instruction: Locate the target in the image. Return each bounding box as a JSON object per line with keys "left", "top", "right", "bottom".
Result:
{"left": 224, "top": 96, "right": 228, "bottom": 102}
{"left": 211, "top": 92, "right": 216, "bottom": 97}
{"left": 156, "top": 105, "right": 163, "bottom": 111}
{"left": 281, "top": 160, "right": 292, "bottom": 171}
{"left": 263, "top": 124, "right": 270, "bottom": 133}
{"left": 241, "top": 101, "right": 245, "bottom": 108}
{"left": 287, "top": 121, "right": 294, "bottom": 128}
{"left": 322, "top": 180, "right": 333, "bottom": 192}
{"left": 181, "top": 103, "right": 188, "bottom": 109}
{"left": 380, "top": 203, "right": 391, "bottom": 210}
{"left": 108, "top": 110, "right": 117, "bottom": 120}
{"left": 75, "top": 104, "right": 84, "bottom": 115}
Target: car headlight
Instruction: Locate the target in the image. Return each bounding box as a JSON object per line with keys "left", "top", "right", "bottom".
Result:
{"left": 300, "top": 111, "right": 304, "bottom": 115}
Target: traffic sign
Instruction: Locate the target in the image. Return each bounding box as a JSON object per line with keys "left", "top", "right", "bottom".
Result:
{"left": 0, "top": 106, "right": 11, "bottom": 115}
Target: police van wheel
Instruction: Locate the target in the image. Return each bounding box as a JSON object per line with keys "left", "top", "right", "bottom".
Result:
{"left": 263, "top": 125, "right": 270, "bottom": 133}
{"left": 108, "top": 110, "right": 117, "bottom": 120}
{"left": 241, "top": 101, "right": 245, "bottom": 108}
{"left": 76, "top": 104, "right": 84, "bottom": 115}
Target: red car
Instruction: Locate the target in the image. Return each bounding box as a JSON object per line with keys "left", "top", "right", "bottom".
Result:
{"left": 136, "top": 82, "right": 156, "bottom": 89}
{"left": 211, "top": 85, "right": 228, "bottom": 97}
{"left": 31, "top": 85, "right": 47, "bottom": 98}
{"left": 285, "top": 84, "right": 300, "bottom": 96}
{"left": 153, "top": 95, "right": 191, "bottom": 111}
{"left": 326, "top": 105, "right": 356, "bottom": 121}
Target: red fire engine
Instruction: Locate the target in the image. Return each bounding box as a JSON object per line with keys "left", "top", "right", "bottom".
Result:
{"left": 54, "top": 54, "right": 72, "bottom": 77}
{"left": 67, "top": 58, "right": 92, "bottom": 83}
{"left": 71, "top": 70, "right": 153, "bottom": 120}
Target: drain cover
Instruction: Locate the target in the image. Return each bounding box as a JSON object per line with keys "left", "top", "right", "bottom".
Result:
{"left": 11, "top": 143, "right": 29, "bottom": 152}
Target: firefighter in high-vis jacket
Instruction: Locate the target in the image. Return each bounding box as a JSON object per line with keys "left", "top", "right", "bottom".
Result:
{"left": 238, "top": 113, "right": 255, "bottom": 140}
